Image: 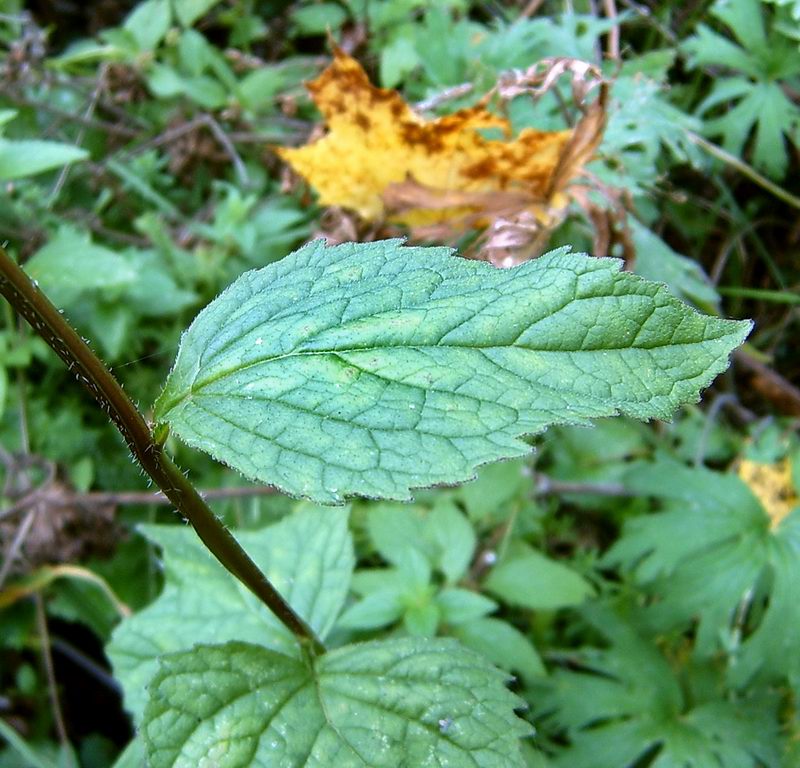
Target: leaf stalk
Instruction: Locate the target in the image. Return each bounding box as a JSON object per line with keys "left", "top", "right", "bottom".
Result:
{"left": 0, "top": 246, "right": 325, "bottom": 655}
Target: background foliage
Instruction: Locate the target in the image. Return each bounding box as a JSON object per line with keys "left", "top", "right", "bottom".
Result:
{"left": 0, "top": 1, "right": 798, "bottom": 766}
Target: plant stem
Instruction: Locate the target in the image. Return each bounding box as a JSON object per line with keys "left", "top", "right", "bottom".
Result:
{"left": 687, "top": 131, "right": 800, "bottom": 211}
{"left": 0, "top": 246, "right": 325, "bottom": 655}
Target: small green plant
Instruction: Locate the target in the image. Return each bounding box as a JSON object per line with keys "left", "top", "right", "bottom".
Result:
{"left": 0, "top": 238, "right": 749, "bottom": 766}
{"left": 684, "top": 0, "right": 800, "bottom": 178}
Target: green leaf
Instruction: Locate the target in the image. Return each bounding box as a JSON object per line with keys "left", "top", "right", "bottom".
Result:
{"left": 436, "top": 588, "right": 497, "bottom": 625}
{"left": 452, "top": 617, "right": 545, "bottom": 684}
{"left": 108, "top": 504, "right": 353, "bottom": 720}
{"left": 337, "top": 587, "right": 405, "bottom": 630}
{"left": 629, "top": 218, "right": 719, "bottom": 309}
{"left": 108, "top": 739, "right": 144, "bottom": 768}
{"left": 403, "top": 595, "right": 440, "bottom": 636}
{"left": 25, "top": 227, "right": 137, "bottom": 307}
{"left": 291, "top": 3, "right": 349, "bottom": 36}
{"left": 0, "top": 718, "right": 59, "bottom": 768}
{"left": 235, "top": 62, "right": 315, "bottom": 113}
{"left": 380, "top": 35, "right": 421, "bottom": 88}
{"left": 155, "top": 240, "right": 751, "bottom": 504}
{"left": 484, "top": 544, "right": 594, "bottom": 610}
{"left": 604, "top": 457, "right": 800, "bottom": 684}
{"left": 123, "top": 0, "right": 172, "bottom": 50}
{"left": 364, "top": 500, "right": 477, "bottom": 582}
{"left": 539, "top": 609, "right": 782, "bottom": 768}
{"left": 144, "top": 638, "right": 530, "bottom": 767}
{"left": 0, "top": 139, "right": 87, "bottom": 181}
{"left": 121, "top": 250, "right": 197, "bottom": 318}
{"left": 683, "top": 0, "right": 800, "bottom": 178}
{"left": 455, "top": 459, "right": 533, "bottom": 525}
{"left": 426, "top": 501, "right": 477, "bottom": 583}
{"left": 147, "top": 65, "right": 228, "bottom": 109}
{"left": 173, "top": 0, "right": 223, "bottom": 27}
{"left": 366, "top": 502, "right": 427, "bottom": 566}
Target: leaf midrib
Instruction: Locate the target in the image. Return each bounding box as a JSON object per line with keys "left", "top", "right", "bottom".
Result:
{"left": 161, "top": 330, "right": 727, "bottom": 419}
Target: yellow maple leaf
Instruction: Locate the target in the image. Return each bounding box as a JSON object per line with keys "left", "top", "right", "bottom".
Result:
{"left": 737, "top": 457, "right": 799, "bottom": 530}
{"left": 276, "top": 49, "right": 596, "bottom": 232}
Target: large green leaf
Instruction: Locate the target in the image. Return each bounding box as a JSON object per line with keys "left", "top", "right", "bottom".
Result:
{"left": 143, "top": 638, "right": 530, "bottom": 768}
{"left": 107, "top": 504, "right": 353, "bottom": 720}
{"left": 154, "top": 240, "right": 750, "bottom": 504}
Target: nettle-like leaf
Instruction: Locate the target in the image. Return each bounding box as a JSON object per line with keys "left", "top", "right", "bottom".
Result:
{"left": 144, "top": 639, "right": 530, "bottom": 768}
{"left": 537, "top": 610, "right": 782, "bottom": 768}
{"left": 108, "top": 504, "right": 354, "bottom": 719}
{"left": 683, "top": 0, "right": 800, "bottom": 178}
{"left": 604, "top": 457, "right": 800, "bottom": 686}
{"left": 154, "top": 239, "right": 750, "bottom": 504}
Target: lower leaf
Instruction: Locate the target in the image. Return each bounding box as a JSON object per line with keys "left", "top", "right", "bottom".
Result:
{"left": 144, "top": 638, "right": 531, "bottom": 767}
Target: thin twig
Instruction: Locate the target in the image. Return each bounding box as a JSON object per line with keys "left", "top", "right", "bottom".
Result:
{"left": 735, "top": 348, "right": 800, "bottom": 415}
{"left": 3, "top": 91, "right": 140, "bottom": 138}
{"left": 618, "top": 0, "right": 678, "bottom": 43}
{"left": 517, "top": 0, "right": 546, "bottom": 19}
{"left": 693, "top": 392, "right": 738, "bottom": 466}
{"left": 0, "top": 506, "right": 37, "bottom": 588}
{"left": 603, "top": 0, "right": 621, "bottom": 60}
{"left": 687, "top": 131, "right": 800, "bottom": 211}
{"left": 35, "top": 593, "right": 69, "bottom": 748}
{"left": 1, "top": 483, "right": 277, "bottom": 519}
{"left": 533, "top": 474, "right": 634, "bottom": 497}
{"left": 49, "top": 66, "right": 107, "bottom": 204}
{"left": 50, "top": 637, "right": 122, "bottom": 695}
{"left": 124, "top": 116, "right": 206, "bottom": 156}
{"left": 198, "top": 113, "right": 251, "bottom": 189}
{"left": 416, "top": 83, "right": 475, "bottom": 112}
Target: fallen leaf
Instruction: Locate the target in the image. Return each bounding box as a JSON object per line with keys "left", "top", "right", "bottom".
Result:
{"left": 276, "top": 49, "right": 606, "bottom": 258}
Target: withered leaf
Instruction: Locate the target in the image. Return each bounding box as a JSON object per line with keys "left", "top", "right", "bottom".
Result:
{"left": 276, "top": 49, "right": 583, "bottom": 233}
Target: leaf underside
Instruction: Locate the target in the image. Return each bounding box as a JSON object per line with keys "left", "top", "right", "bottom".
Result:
{"left": 155, "top": 240, "right": 750, "bottom": 504}
{"left": 144, "top": 639, "right": 530, "bottom": 768}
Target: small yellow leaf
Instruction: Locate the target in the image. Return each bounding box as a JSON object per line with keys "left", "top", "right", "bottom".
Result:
{"left": 276, "top": 49, "right": 579, "bottom": 229}
{"left": 737, "top": 457, "right": 799, "bottom": 530}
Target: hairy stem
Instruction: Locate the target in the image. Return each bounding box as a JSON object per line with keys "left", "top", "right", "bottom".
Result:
{"left": 0, "top": 246, "right": 324, "bottom": 654}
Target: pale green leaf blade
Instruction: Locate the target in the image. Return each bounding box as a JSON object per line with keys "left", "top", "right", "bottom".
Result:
{"left": 154, "top": 240, "right": 751, "bottom": 504}
{"left": 484, "top": 545, "right": 594, "bottom": 610}
{"left": 143, "top": 639, "right": 531, "bottom": 768}
{"left": 0, "top": 139, "right": 87, "bottom": 181}
{"left": 107, "top": 504, "right": 353, "bottom": 720}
